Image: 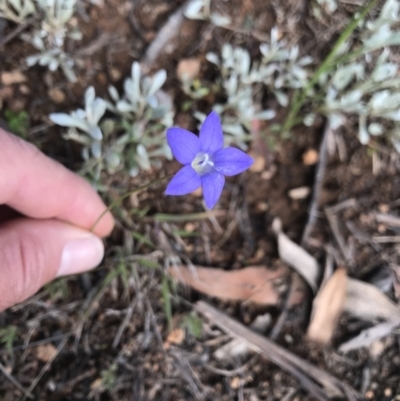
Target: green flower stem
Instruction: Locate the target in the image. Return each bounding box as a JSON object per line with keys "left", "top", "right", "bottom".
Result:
{"left": 327, "top": 46, "right": 366, "bottom": 67}
{"left": 90, "top": 174, "right": 173, "bottom": 232}
{"left": 282, "top": 0, "right": 379, "bottom": 133}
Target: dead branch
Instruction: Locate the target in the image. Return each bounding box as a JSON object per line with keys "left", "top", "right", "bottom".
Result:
{"left": 195, "top": 301, "right": 362, "bottom": 401}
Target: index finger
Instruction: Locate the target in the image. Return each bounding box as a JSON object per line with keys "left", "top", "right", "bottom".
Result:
{"left": 0, "top": 129, "right": 114, "bottom": 237}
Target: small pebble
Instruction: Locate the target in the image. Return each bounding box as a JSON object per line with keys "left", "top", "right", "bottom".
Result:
{"left": 19, "top": 84, "right": 30, "bottom": 94}
{"left": 369, "top": 340, "right": 384, "bottom": 360}
{"left": 378, "top": 204, "right": 389, "bottom": 213}
{"left": 110, "top": 68, "right": 121, "bottom": 82}
{"left": 97, "top": 72, "right": 107, "bottom": 85}
{"left": 230, "top": 377, "right": 240, "bottom": 390}
{"left": 249, "top": 154, "right": 266, "bottom": 172}
{"left": 288, "top": 186, "right": 310, "bottom": 200}
{"left": 177, "top": 58, "right": 201, "bottom": 81}
{"left": 256, "top": 201, "right": 268, "bottom": 212}
{"left": 302, "top": 149, "right": 319, "bottom": 165}
{"left": 48, "top": 88, "right": 66, "bottom": 103}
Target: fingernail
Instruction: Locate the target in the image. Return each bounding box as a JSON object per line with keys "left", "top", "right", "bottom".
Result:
{"left": 57, "top": 235, "right": 104, "bottom": 277}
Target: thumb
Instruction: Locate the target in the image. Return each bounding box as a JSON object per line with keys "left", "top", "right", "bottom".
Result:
{"left": 0, "top": 218, "right": 104, "bottom": 311}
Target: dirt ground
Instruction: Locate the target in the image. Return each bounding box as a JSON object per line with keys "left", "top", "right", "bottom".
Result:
{"left": 1, "top": 0, "right": 400, "bottom": 400}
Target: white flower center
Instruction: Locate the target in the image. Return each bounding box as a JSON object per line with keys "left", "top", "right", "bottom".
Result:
{"left": 191, "top": 152, "right": 214, "bottom": 175}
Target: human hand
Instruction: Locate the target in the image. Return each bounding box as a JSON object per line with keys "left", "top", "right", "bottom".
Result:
{"left": 0, "top": 128, "right": 114, "bottom": 311}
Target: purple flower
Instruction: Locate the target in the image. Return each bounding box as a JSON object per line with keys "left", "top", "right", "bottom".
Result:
{"left": 165, "top": 111, "right": 254, "bottom": 209}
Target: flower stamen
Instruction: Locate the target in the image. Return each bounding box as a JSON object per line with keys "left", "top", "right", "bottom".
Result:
{"left": 191, "top": 152, "right": 214, "bottom": 175}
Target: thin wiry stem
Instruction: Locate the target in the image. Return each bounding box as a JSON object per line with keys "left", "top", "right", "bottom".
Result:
{"left": 90, "top": 174, "right": 173, "bottom": 232}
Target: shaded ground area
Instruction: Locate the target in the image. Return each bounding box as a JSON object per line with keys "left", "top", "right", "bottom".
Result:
{"left": 1, "top": 0, "right": 400, "bottom": 400}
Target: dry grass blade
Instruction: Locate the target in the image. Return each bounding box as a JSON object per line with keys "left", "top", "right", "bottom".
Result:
{"left": 170, "top": 265, "right": 287, "bottom": 305}
{"left": 345, "top": 278, "right": 400, "bottom": 322}
{"left": 307, "top": 268, "right": 347, "bottom": 344}
{"left": 339, "top": 321, "right": 399, "bottom": 352}
{"left": 21, "top": 334, "right": 71, "bottom": 401}
{"left": 171, "top": 350, "right": 207, "bottom": 400}
{"left": 195, "top": 301, "right": 362, "bottom": 401}
{"left": 0, "top": 362, "right": 33, "bottom": 399}
{"left": 273, "top": 218, "right": 319, "bottom": 292}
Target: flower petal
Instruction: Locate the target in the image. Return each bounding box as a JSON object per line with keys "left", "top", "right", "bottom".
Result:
{"left": 199, "top": 111, "right": 224, "bottom": 154}
{"left": 165, "top": 165, "right": 201, "bottom": 195}
{"left": 167, "top": 127, "right": 200, "bottom": 165}
{"left": 213, "top": 147, "right": 254, "bottom": 176}
{"left": 201, "top": 172, "right": 225, "bottom": 209}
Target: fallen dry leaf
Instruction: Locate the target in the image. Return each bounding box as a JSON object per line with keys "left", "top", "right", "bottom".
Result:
{"left": 339, "top": 321, "right": 398, "bottom": 353}
{"left": 176, "top": 58, "right": 201, "bottom": 81}
{"left": 36, "top": 343, "right": 57, "bottom": 362}
{"left": 169, "top": 265, "right": 287, "bottom": 305}
{"left": 307, "top": 268, "right": 347, "bottom": 344}
{"left": 374, "top": 212, "right": 400, "bottom": 228}
{"left": 273, "top": 218, "right": 319, "bottom": 292}
{"left": 1, "top": 70, "right": 27, "bottom": 85}
{"left": 215, "top": 338, "right": 249, "bottom": 361}
{"left": 345, "top": 278, "right": 400, "bottom": 322}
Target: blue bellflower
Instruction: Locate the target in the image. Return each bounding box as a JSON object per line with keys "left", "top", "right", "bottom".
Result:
{"left": 165, "top": 111, "right": 254, "bottom": 209}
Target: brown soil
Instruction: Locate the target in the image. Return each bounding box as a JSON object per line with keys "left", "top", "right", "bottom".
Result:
{"left": 1, "top": 0, "right": 400, "bottom": 400}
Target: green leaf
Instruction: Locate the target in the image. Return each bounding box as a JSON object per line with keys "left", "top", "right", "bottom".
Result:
{"left": 0, "top": 325, "right": 18, "bottom": 353}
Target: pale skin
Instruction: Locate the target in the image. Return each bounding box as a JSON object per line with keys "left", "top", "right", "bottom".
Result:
{"left": 0, "top": 128, "right": 114, "bottom": 311}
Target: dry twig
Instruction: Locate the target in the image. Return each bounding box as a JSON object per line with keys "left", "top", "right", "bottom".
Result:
{"left": 141, "top": 0, "right": 193, "bottom": 71}
{"left": 195, "top": 301, "right": 362, "bottom": 401}
{"left": 0, "top": 362, "right": 33, "bottom": 399}
{"left": 325, "top": 199, "right": 358, "bottom": 267}
{"left": 301, "top": 122, "right": 332, "bottom": 247}
{"left": 0, "top": 16, "right": 37, "bottom": 48}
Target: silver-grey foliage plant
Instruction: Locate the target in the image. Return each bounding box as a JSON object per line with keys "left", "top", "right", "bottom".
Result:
{"left": 0, "top": 0, "right": 82, "bottom": 82}
{"left": 186, "top": 28, "right": 312, "bottom": 149}
{"left": 50, "top": 62, "right": 173, "bottom": 182}
{"left": 23, "top": 0, "right": 82, "bottom": 82}
{"left": 184, "top": 0, "right": 231, "bottom": 27}
{"left": 318, "top": 0, "right": 400, "bottom": 151}
{"left": 0, "top": 0, "right": 35, "bottom": 23}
